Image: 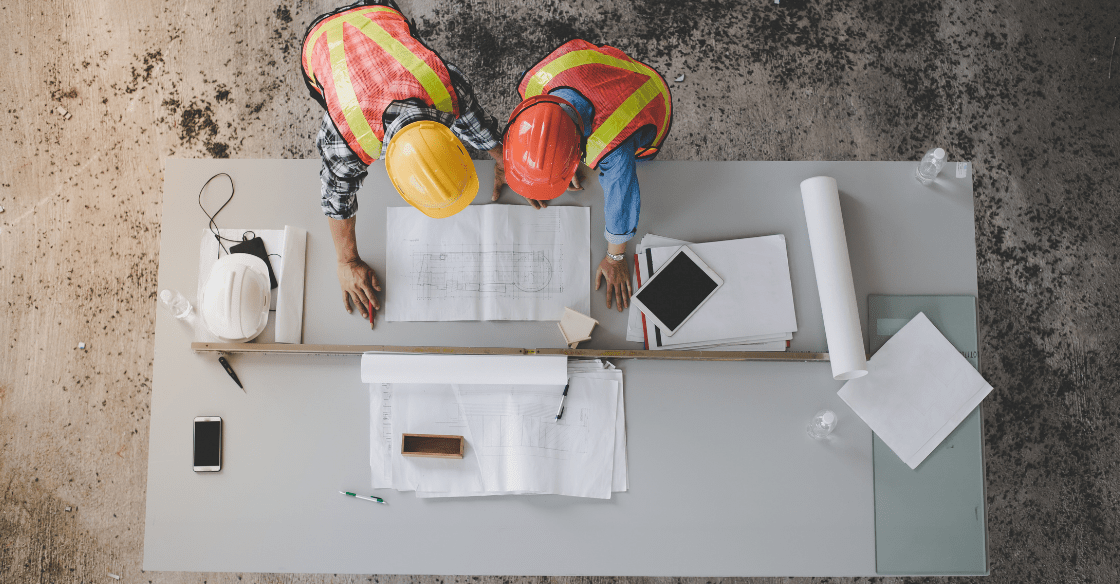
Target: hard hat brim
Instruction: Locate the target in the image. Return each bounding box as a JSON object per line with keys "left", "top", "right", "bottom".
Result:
{"left": 417, "top": 170, "right": 478, "bottom": 219}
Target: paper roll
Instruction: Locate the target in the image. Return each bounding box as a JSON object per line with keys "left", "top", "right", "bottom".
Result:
{"left": 800, "top": 176, "right": 868, "bottom": 380}
{"left": 274, "top": 226, "right": 307, "bottom": 344}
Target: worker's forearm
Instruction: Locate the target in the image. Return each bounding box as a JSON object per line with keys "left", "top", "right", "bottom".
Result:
{"left": 328, "top": 216, "right": 361, "bottom": 264}
{"left": 607, "top": 242, "right": 626, "bottom": 258}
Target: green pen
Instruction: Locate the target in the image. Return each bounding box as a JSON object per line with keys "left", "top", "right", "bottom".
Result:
{"left": 339, "top": 490, "right": 388, "bottom": 505}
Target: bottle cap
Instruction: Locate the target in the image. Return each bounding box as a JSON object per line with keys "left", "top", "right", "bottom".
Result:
{"left": 160, "top": 290, "right": 171, "bottom": 302}
{"left": 933, "top": 148, "right": 946, "bottom": 159}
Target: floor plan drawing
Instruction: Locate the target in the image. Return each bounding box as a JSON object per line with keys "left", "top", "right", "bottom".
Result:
{"left": 411, "top": 245, "right": 563, "bottom": 299}
{"left": 460, "top": 402, "right": 590, "bottom": 459}
{"left": 386, "top": 205, "right": 591, "bottom": 321}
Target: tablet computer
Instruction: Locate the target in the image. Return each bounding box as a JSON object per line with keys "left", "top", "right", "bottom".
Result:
{"left": 631, "top": 246, "right": 724, "bottom": 336}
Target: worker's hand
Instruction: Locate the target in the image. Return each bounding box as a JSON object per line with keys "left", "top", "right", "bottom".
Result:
{"left": 337, "top": 258, "right": 381, "bottom": 319}
{"left": 567, "top": 167, "right": 585, "bottom": 191}
{"left": 524, "top": 195, "right": 548, "bottom": 210}
{"left": 595, "top": 255, "right": 631, "bottom": 312}
{"left": 491, "top": 158, "right": 508, "bottom": 202}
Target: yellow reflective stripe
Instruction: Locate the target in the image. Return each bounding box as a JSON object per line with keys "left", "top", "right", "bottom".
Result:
{"left": 525, "top": 50, "right": 648, "bottom": 97}
{"left": 337, "top": 12, "right": 454, "bottom": 112}
{"left": 585, "top": 77, "right": 664, "bottom": 163}
{"left": 327, "top": 24, "right": 382, "bottom": 159}
{"left": 303, "top": 6, "right": 395, "bottom": 86}
{"left": 525, "top": 49, "right": 671, "bottom": 157}
{"left": 629, "top": 61, "right": 672, "bottom": 148}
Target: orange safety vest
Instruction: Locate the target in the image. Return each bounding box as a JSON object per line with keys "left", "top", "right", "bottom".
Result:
{"left": 518, "top": 39, "right": 672, "bottom": 168}
{"left": 302, "top": 5, "right": 460, "bottom": 164}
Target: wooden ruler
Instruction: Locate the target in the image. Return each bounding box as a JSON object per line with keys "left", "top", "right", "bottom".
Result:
{"left": 190, "top": 342, "right": 830, "bottom": 362}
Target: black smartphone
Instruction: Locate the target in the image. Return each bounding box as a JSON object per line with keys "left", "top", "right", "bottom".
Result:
{"left": 193, "top": 416, "right": 222, "bottom": 472}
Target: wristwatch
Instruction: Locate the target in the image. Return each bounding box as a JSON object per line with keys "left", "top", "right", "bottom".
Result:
{"left": 606, "top": 251, "right": 625, "bottom": 263}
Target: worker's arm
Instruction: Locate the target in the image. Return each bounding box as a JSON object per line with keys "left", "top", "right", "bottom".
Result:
{"left": 317, "top": 113, "right": 379, "bottom": 319}
{"left": 442, "top": 64, "right": 509, "bottom": 204}
{"left": 593, "top": 132, "right": 649, "bottom": 312}
{"left": 488, "top": 145, "right": 508, "bottom": 203}
{"left": 328, "top": 216, "right": 380, "bottom": 319}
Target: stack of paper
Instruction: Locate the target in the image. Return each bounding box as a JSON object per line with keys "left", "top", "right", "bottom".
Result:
{"left": 838, "top": 313, "right": 994, "bottom": 469}
{"left": 364, "top": 355, "right": 626, "bottom": 499}
{"left": 626, "top": 233, "right": 797, "bottom": 351}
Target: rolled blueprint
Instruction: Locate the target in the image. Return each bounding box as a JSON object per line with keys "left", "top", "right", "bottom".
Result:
{"left": 800, "top": 176, "right": 868, "bottom": 380}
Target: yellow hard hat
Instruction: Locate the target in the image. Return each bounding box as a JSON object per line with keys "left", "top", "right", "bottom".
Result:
{"left": 384, "top": 120, "right": 478, "bottom": 218}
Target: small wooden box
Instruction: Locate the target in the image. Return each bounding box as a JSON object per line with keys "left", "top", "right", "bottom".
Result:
{"left": 401, "top": 434, "right": 465, "bottom": 459}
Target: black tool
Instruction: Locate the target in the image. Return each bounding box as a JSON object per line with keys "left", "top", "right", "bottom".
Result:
{"left": 218, "top": 355, "right": 243, "bottom": 389}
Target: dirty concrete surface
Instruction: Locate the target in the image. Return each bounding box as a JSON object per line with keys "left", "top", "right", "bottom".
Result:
{"left": 1, "top": 0, "right": 1118, "bottom": 582}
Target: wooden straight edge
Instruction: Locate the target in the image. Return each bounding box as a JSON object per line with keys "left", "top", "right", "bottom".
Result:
{"left": 190, "top": 342, "right": 525, "bottom": 356}
{"left": 191, "top": 342, "right": 830, "bottom": 362}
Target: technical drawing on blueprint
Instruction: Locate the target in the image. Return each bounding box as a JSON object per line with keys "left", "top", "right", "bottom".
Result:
{"left": 386, "top": 205, "right": 590, "bottom": 321}
{"left": 459, "top": 400, "right": 590, "bottom": 459}
{"left": 453, "top": 380, "right": 618, "bottom": 497}
{"left": 411, "top": 245, "right": 563, "bottom": 300}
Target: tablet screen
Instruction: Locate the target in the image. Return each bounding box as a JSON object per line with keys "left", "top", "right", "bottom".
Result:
{"left": 635, "top": 251, "right": 720, "bottom": 331}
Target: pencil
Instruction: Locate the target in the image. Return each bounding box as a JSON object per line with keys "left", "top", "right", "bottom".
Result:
{"left": 369, "top": 300, "right": 374, "bottom": 330}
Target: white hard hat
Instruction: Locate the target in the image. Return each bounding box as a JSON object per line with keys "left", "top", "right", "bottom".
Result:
{"left": 200, "top": 254, "right": 271, "bottom": 343}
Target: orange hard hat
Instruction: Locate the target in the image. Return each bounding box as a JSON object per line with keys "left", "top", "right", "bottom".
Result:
{"left": 502, "top": 95, "right": 584, "bottom": 201}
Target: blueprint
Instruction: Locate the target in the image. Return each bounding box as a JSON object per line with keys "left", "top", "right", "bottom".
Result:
{"left": 386, "top": 205, "right": 591, "bottom": 321}
{"left": 363, "top": 355, "right": 626, "bottom": 499}
{"left": 453, "top": 378, "right": 618, "bottom": 498}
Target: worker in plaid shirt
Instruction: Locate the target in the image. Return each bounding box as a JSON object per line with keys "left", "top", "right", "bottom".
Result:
{"left": 303, "top": 0, "right": 509, "bottom": 321}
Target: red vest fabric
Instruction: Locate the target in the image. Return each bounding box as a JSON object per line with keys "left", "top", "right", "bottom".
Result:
{"left": 302, "top": 5, "right": 460, "bottom": 164}
{"left": 518, "top": 39, "right": 672, "bottom": 168}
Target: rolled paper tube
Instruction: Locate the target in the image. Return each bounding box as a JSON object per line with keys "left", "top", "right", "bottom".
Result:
{"left": 800, "top": 176, "right": 868, "bottom": 380}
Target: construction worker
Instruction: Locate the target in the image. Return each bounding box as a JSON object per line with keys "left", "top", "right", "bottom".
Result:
{"left": 502, "top": 39, "right": 672, "bottom": 312}
{"left": 301, "top": 1, "right": 508, "bottom": 319}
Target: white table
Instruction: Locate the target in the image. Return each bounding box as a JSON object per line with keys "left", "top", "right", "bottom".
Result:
{"left": 145, "top": 159, "right": 982, "bottom": 575}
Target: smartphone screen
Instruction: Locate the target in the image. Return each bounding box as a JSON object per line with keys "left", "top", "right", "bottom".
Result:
{"left": 193, "top": 417, "right": 222, "bottom": 471}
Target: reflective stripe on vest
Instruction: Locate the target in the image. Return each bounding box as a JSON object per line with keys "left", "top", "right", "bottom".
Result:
{"left": 303, "top": 6, "right": 457, "bottom": 162}
{"left": 523, "top": 47, "right": 671, "bottom": 165}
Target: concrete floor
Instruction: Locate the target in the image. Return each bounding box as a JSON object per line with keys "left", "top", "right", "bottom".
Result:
{"left": 1, "top": 0, "right": 1118, "bottom": 582}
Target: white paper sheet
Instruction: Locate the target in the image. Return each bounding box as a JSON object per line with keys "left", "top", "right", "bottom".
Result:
{"left": 567, "top": 359, "right": 627, "bottom": 491}
{"left": 369, "top": 383, "right": 393, "bottom": 489}
{"left": 368, "top": 357, "right": 627, "bottom": 498}
{"left": 644, "top": 236, "right": 797, "bottom": 348}
{"left": 391, "top": 384, "right": 486, "bottom": 493}
{"left": 360, "top": 354, "right": 568, "bottom": 386}
{"left": 800, "top": 176, "right": 867, "bottom": 379}
{"left": 838, "top": 313, "right": 993, "bottom": 469}
{"left": 454, "top": 378, "right": 618, "bottom": 499}
{"left": 385, "top": 205, "right": 591, "bottom": 321}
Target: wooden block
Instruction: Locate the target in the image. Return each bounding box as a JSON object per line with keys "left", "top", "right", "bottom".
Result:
{"left": 401, "top": 434, "right": 464, "bottom": 459}
{"left": 559, "top": 307, "right": 599, "bottom": 345}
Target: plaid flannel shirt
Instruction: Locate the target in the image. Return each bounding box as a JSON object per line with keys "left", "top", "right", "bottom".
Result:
{"left": 316, "top": 63, "right": 501, "bottom": 220}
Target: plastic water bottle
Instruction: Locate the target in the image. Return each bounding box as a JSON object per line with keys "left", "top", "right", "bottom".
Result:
{"left": 159, "top": 289, "right": 193, "bottom": 320}
{"left": 915, "top": 148, "right": 947, "bottom": 185}
{"left": 807, "top": 410, "right": 837, "bottom": 439}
